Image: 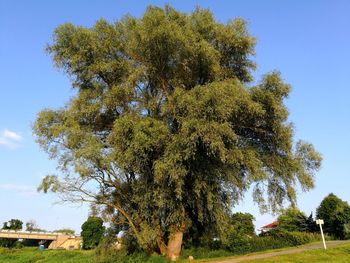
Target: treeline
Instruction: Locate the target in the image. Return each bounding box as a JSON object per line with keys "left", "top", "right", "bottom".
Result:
{"left": 91, "top": 193, "right": 350, "bottom": 262}
{"left": 275, "top": 193, "right": 350, "bottom": 240}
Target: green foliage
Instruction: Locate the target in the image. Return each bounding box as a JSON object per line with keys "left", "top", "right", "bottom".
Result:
{"left": 316, "top": 193, "right": 350, "bottom": 239}
{"left": 245, "top": 242, "right": 350, "bottom": 262}
{"left": 95, "top": 239, "right": 167, "bottom": 263}
{"left": 305, "top": 212, "right": 318, "bottom": 233}
{"left": 218, "top": 212, "right": 256, "bottom": 253}
{"left": 183, "top": 230, "right": 323, "bottom": 259}
{"left": 25, "top": 220, "right": 46, "bottom": 233}
{"left": 230, "top": 212, "right": 255, "bottom": 236}
{"left": 3, "top": 219, "right": 23, "bottom": 230}
{"left": 81, "top": 217, "right": 105, "bottom": 249}
{"left": 277, "top": 207, "right": 309, "bottom": 232}
{"left": 225, "top": 234, "right": 252, "bottom": 254}
{"left": 53, "top": 228, "right": 75, "bottom": 234}
{"left": 343, "top": 223, "right": 350, "bottom": 239}
{"left": 0, "top": 219, "right": 23, "bottom": 248}
{"left": 95, "top": 238, "right": 126, "bottom": 263}
{"left": 182, "top": 247, "right": 233, "bottom": 259}
{"left": 34, "top": 5, "right": 322, "bottom": 254}
{"left": 0, "top": 247, "right": 95, "bottom": 263}
{"left": 225, "top": 230, "right": 321, "bottom": 255}
{"left": 13, "top": 241, "right": 24, "bottom": 249}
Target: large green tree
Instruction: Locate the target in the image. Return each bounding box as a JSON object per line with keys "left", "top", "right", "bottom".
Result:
{"left": 34, "top": 6, "right": 321, "bottom": 259}
{"left": 316, "top": 193, "right": 350, "bottom": 239}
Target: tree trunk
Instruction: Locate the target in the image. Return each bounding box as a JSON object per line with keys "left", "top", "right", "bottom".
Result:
{"left": 166, "top": 230, "right": 184, "bottom": 261}
{"left": 157, "top": 234, "right": 168, "bottom": 256}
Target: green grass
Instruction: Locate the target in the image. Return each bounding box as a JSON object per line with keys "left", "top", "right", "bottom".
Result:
{"left": 0, "top": 247, "right": 94, "bottom": 263}
{"left": 1, "top": 242, "right": 350, "bottom": 263}
{"left": 0, "top": 247, "right": 168, "bottom": 263}
{"left": 188, "top": 242, "right": 350, "bottom": 263}
{"left": 244, "top": 243, "right": 350, "bottom": 262}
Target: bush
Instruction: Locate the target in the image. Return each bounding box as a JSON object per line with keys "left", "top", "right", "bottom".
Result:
{"left": 95, "top": 240, "right": 126, "bottom": 263}
{"left": 225, "top": 233, "right": 252, "bottom": 254}
{"left": 95, "top": 248, "right": 167, "bottom": 263}
{"left": 249, "top": 233, "right": 320, "bottom": 251}
{"left": 81, "top": 217, "right": 105, "bottom": 249}
{"left": 224, "top": 230, "right": 322, "bottom": 254}
{"left": 13, "top": 241, "right": 24, "bottom": 249}
{"left": 95, "top": 234, "right": 167, "bottom": 263}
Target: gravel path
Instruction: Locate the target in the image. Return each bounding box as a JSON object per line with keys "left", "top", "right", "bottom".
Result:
{"left": 207, "top": 240, "right": 350, "bottom": 263}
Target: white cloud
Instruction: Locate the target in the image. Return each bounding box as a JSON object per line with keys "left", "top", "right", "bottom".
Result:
{"left": 0, "top": 184, "right": 37, "bottom": 197}
{"left": 0, "top": 130, "right": 23, "bottom": 149}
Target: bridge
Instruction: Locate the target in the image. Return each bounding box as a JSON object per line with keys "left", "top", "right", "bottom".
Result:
{"left": 0, "top": 230, "right": 82, "bottom": 250}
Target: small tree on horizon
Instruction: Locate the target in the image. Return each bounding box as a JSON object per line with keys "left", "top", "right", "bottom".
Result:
{"left": 3, "top": 219, "right": 23, "bottom": 231}
{"left": 0, "top": 219, "right": 23, "bottom": 248}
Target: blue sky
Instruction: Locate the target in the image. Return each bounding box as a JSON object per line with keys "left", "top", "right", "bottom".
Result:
{"left": 0, "top": 0, "right": 349, "bottom": 233}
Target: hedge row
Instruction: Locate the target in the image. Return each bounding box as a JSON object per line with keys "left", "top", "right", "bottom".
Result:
{"left": 226, "top": 230, "right": 323, "bottom": 254}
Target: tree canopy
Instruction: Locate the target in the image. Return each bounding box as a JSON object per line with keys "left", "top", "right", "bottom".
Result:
{"left": 2, "top": 219, "right": 23, "bottom": 231}
{"left": 230, "top": 212, "right": 255, "bottom": 237}
{"left": 0, "top": 219, "right": 23, "bottom": 248}
{"left": 277, "top": 207, "right": 311, "bottom": 232}
{"left": 316, "top": 193, "right": 350, "bottom": 239}
{"left": 34, "top": 5, "right": 322, "bottom": 259}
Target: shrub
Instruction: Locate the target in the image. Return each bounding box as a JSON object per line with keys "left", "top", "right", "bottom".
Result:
{"left": 95, "top": 233, "right": 167, "bottom": 263}
{"left": 95, "top": 239, "right": 126, "bottom": 263}
{"left": 13, "top": 241, "right": 24, "bottom": 249}
{"left": 225, "top": 233, "right": 252, "bottom": 254}
{"left": 250, "top": 230, "right": 321, "bottom": 252}
{"left": 95, "top": 248, "right": 167, "bottom": 263}
{"left": 224, "top": 230, "right": 322, "bottom": 254}
{"left": 81, "top": 217, "right": 105, "bottom": 249}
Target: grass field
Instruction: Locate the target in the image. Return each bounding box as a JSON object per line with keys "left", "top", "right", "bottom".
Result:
{"left": 244, "top": 243, "right": 350, "bottom": 263}
{"left": 0, "top": 247, "right": 95, "bottom": 263}
{"left": 1, "top": 242, "right": 350, "bottom": 263}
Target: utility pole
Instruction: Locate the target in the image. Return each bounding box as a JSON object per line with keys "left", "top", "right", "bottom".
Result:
{"left": 316, "top": 219, "right": 326, "bottom": 249}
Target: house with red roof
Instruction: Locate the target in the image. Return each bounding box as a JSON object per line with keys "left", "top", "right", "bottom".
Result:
{"left": 260, "top": 221, "right": 279, "bottom": 233}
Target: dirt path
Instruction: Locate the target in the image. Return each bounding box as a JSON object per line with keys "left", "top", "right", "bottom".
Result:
{"left": 207, "top": 240, "right": 350, "bottom": 263}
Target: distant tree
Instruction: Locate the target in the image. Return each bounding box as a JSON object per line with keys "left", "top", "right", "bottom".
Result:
{"left": 222, "top": 213, "right": 255, "bottom": 253}
{"left": 53, "top": 228, "right": 75, "bottom": 235}
{"left": 81, "top": 217, "right": 105, "bottom": 249}
{"left": 277, "top": 207, "right": 309, "bottom": 232}
{"left": 25, "top": 220, "right": 37, "bottom": 231}
{"left": 316, "top": 193, "right": 350, "bottom": 239}
{"left": 0, "top": 219, "right": 23, "bottom": 247}
{"left": 305, "top": 212, "right": 318, "bottom": 232}
{"left": 230, "top": 213, "right": 255, "bottom": 236}
{"left": 25, "top": 220, "right": 46, "bottom": 232}
{"left": 3, "top": 219, "right": 23, "bottom": 230}
{"left": 34, "top": 5, "right": 322, "bottom": 259}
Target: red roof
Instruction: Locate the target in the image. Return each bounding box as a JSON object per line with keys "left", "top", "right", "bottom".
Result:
{"left": 261, "top": 221, "right": 279, "bottom": 229}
